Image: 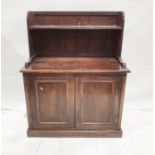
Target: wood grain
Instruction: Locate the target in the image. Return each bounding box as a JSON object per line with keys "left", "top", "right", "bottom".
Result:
{"left": 21, "top": 57, "right": 129, "bottom": 73}
{"left": 21, "top": 11, "right": 129, "bottom": 137}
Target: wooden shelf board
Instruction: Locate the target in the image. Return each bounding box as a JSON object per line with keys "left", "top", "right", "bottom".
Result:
{"left": 29, "top": 25, "right": 122, "bottom": 30}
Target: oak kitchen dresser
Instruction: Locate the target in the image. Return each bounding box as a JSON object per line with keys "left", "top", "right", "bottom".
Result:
{"left": 20, "top": 11, "right": 130, "bottom": 137}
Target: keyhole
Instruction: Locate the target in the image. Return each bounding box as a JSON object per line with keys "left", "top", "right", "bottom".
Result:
{"left": 40, "top": 87, "right": 43, "bottom": 91}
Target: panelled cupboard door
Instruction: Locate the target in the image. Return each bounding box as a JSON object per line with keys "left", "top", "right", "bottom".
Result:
{"left": 75, "top": 75, "right": 125, "bottom": 130}
{"left": 24, "top": 74, "right": 74, "bottom": 129}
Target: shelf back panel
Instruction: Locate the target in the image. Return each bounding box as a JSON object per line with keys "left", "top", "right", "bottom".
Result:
{"left": 30, "top": 29, "right": 120, "bottom": 57}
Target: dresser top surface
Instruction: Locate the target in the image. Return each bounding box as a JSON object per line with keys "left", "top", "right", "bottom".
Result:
{"left": 21, "top": 57, "right": 129, "bottom": 73}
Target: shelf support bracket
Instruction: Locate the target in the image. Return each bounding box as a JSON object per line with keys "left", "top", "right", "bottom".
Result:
{"left": 118, "top": 57, "right": 126, "bottom": 68}
{"left": 25, "top": 53, "right": 37, "bottom": 68}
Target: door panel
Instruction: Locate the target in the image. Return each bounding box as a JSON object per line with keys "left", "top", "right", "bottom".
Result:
{"left": 75, "top": 75, "right": 122, "bottom": 129}
{"left": 29, "top": 75, "right": 74, "bottom": 129}
{"left": 36, "top": 81, "right": 68, "bottom": 124}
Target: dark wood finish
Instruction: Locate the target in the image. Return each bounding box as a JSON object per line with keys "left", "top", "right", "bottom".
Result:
{"left": 21, "top": 57, "right": 129, "bottom": 73}
{"left": 27, "top": 11, "right": 124, "bottom": 58}
{"left": 27, "top": 129, "right": 122, "bottom": 137}
{"left": 21, "top": 11, "right": 130, "bottom": 137}
{"left": 23, "top": 74, "right": 74, "bottom": 129}
{"left": 30, "top": 29, "right": 120, "bottom": 57}
{"left": 75, "top": 75, "right": 125, "bottom": 130}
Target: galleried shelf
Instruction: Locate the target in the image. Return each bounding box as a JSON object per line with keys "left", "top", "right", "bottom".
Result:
{"left": 21, "top": 11, "right": 130, "bottom": 137}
